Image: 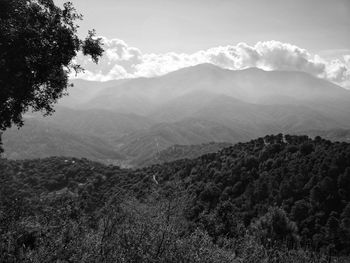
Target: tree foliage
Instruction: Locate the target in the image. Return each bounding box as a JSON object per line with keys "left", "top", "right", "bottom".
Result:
{"left": 1, "top": 135, "right": 350, "bottom": 261}
{"left": 0, "top": 0, "right": 104, "bottom": 132}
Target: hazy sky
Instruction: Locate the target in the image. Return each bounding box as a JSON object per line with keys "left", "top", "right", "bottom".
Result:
{"left": 55, "top": 0, "right": 349, "bottom": 54}
{"left": 54, "top": 0, "right": 350, "bottom": 88}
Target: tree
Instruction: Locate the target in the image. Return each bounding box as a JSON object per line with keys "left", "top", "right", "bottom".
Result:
{"left": 251, "top": 207, "right": 299, "bottom": 247}
{"left": 338, "top": 168, "right": 350, "bottom": 201}
{"left": 300, "top": 142, "right": 314, "bottom": 155}
{"left": 0, "top": 0, "right": 104, "bottom": 151}
{"left": 291, "top": 199, "right": 309, "bottom": 223}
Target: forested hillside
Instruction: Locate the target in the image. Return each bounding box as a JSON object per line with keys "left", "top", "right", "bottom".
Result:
{"left": 1, "top": 135, "right": 350, "bottom": 262}
{"left": 141, "top": 134, "right": 350, "bottom": 254}
{"left": 137, "top": 142, "right": 233, "bottom": 167}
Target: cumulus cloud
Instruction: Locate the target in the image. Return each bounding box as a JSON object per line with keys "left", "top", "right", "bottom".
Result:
{"left": 72, "top": 38, "right": 350, "bottom": 89}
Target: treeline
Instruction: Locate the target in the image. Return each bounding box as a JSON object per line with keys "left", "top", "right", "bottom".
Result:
{"left": 1, "top": 134, "right": 350, "bottom": 262}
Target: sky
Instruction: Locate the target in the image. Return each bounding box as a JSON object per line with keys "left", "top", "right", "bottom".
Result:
{"left": 54, "top": 0, "right": 350, "bottom": 88}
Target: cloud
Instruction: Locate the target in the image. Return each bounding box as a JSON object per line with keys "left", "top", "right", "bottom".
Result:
{"left": 72, "top": 38, "right": 350, "bottom": 89}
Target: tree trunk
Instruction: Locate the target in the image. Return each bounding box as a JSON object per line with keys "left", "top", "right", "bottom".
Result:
{"left": 0, "top": 131, "right": 3, "bottom": 155}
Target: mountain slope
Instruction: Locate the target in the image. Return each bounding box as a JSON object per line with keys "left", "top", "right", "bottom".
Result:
{"left": 78, "top": 64, "right": 350, "bottom": 115}
{"left": 4, "top": 64, "right": 350, "bottom": 164}
{"left": 136, "top": 142, "right": 233, "bottom": 167}
{"left": 36, "top": 106, "right": 155, "bottom": 139}
{"left": 2, "top": 119, "right": 124, "bottom": 164}
{"left": 121, "top": 94, "right": 344, "bottom": 166}
{"left": 57, "top": 79, "right": 127, "bottom": 108}
{"left": 114, "top": 119, "right": 248, "bottom": 166}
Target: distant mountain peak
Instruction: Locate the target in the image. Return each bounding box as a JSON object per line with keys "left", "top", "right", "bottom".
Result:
{"left": 170, "top": 63, "right": 230, "bottom": 75}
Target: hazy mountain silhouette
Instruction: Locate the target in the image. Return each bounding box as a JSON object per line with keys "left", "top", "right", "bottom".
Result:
{"left": 36, "top": 106, "right": 155, "bottom": 139}
{"left": 59, "top": 63, "right": 350, "bottom": 126}
{"left": 4, "top": 64, "right": 350, "bottom": 165}
{"left": 63, "top": 63, "right": 348, "bottom": 108}
{"left": 2, "top": 118, "right": 124, "bottom": 163}
{"left": 113, "top": 118, "right": 248, "bottom": 165}
{"left": 58, "top": 79, "right": 126, "bottom": 108}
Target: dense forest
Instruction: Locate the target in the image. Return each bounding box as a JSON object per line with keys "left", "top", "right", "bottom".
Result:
{"left": 1, "top": 134, "right": 350, "bottom": 262}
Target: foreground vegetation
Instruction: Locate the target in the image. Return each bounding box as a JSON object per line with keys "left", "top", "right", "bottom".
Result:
{"left": 1, "top": 134, "right": 350, "bottom": 262}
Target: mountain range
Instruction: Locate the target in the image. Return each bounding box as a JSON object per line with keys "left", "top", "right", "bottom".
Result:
{"left": 3, "top": 64, "right": 350, "bottom": 166}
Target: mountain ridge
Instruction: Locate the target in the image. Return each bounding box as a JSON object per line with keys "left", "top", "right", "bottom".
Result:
{"left": 3, "top": 64, "right": 350, "bottom": 165}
